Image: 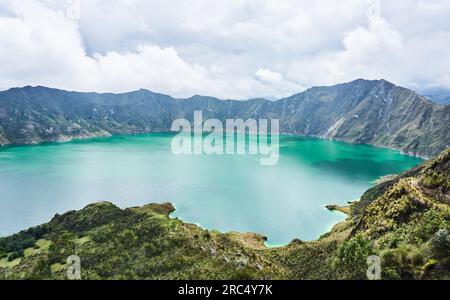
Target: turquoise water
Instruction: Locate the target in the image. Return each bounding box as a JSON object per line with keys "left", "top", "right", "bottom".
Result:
{"left": 0, "top": 134, "right": 423, "bottom": 244}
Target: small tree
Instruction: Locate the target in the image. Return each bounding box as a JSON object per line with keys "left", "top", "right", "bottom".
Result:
{"left": 334, "top": 234, "right": 375, "bottom": 280}
{"left": 430, "top": 229, "right": 450, "bottom": 259}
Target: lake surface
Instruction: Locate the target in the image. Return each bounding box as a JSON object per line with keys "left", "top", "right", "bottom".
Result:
{"left": 0, "top": 134, "right": 423, "bottom": 245}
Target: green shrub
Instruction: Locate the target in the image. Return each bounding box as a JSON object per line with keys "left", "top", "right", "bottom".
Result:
{"left": 414, "top": 210, "right": 450, "bottom": 242}
{"left": 7, "top": 251, "right": 22, "bottom": 262}
{"left": 0, "top": 235, "right": 36, "bottom": 255}
{"left": 47, "top": 244, "right": 64, "bottom": 265}
{"left": 333, "top": 234, "right": 375, "bottom": 280}
{"left": 382, "top": 268, "right": 401, "bottom": 280}
{"left": 118, "top": 229, "right": 138, "bottom": 245}
{"left": 30, "top": 257, "right": 52, "bottom": 279}
{"left": 90, "top": 226, "right": 114, "bottom": 243}
{"left": 143, "top": 241, "right": 162, "bottom": 257}
{"left": 378, "top": 227, "right": 410, "bottom": 249}
{"left": 380, "top": 245, "right": 422, "bottom": 280}
{"left": 422, "top": 172, "right": 447, "bottom": 189}
{"left": 430, "top": 229, "right": 450, "bottom": 259}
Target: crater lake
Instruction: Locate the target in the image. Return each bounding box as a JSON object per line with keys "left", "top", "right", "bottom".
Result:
{"left": 0, "top": 133, "right": 423, "bottom": 245}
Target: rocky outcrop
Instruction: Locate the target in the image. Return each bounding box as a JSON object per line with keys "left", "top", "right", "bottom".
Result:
{"left": 325, "top": 204, "right": 351, "bottom": 216}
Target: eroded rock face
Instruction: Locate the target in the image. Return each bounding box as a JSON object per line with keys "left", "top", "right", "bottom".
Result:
{"left": 0, "top": 79, "right": 449, "bottom": 157}
{"left": 0, "top": 135, "right": 9, "bottom": 146}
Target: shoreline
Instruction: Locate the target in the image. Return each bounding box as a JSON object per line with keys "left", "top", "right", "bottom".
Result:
{"left": 0, "top": 130, "right": 429, "bottom": 160}
{"left": 167, "top": 203, "right": 352, "bottom": 249}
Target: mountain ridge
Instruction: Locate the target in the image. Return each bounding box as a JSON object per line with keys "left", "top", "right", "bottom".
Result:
{"left": 0, "top": 78, "right": 418, "bottom": 101}
{"left": 0, "top": 79, "right": 449, "bottom": 157}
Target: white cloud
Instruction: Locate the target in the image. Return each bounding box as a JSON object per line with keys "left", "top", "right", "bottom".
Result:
{"left": 256, "top": 69, "right": 283, "bottom": 83}
{"left": 1, "top": 0, "right": 450, "bottom": 98}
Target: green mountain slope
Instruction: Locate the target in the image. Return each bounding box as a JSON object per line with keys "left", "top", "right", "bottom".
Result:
{"left": 1, "top": 149, "right": 449, "bottom": 280}
{"left": 1, "top": 79, "right": 449, "bottom": 157}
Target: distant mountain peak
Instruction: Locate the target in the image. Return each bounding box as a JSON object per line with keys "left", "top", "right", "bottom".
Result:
{"left": 1, "top": 78, "right": 401, "bottom": 101}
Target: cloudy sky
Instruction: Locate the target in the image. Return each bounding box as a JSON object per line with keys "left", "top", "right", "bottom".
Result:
{"left": 1, "top": 0, "right": 450, "bottom": 99}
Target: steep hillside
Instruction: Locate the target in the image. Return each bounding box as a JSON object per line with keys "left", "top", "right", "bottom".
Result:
{"left": 0, "top": 203, "right": 283, "bottom": 280}
{"left": 264, "top": 79, "right": 450, "bottom": 157}
{"left": 268, "top": 148, "right": 450, "bottom": 280}
{"left": 0, "top": 79, "right": 449, "bottom": 157}
{"left": 1, "top": 149, "right": 449, "bottom": 280}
